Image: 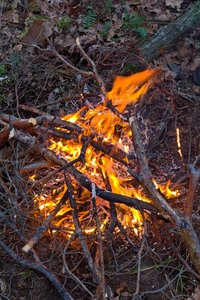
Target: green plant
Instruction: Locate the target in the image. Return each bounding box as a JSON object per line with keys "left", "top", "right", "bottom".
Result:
{"left": 28, "top": 1, "right": 40, "bottom": 12}
{"left": 18, "top": 268, "right": 33, "bottom": 287}
{"left": 0, "top": 65, "right": 10, "bottom": 87}
{"left": 0, "top": 64, "right": 7, "bottom": 76}
{"left": 10, "top": 52, "right": 22, "bottom": 68}
{"left": 176, "top": 264, "right": 184, "bottom": 293}
{"left": 83, "top": 6, "right": 97, "bottom": 29}
{"left": 57, "top": 16, "right": 71, "bottom": 32}
{"left": 104, "top": 0, "right": 112, "bottom": 17}
{"left": 123, "top": 64, "right": 139, "bottom": 75}
{"left": 102, "top": 20, "right": 112, "bottom": 37}
{"left": 123, "top": 8, "right": 148, "bottom": 38}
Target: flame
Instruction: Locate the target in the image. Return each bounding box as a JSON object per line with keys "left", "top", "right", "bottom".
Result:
{"left": 31, "top": 68, "right": 179, "bottom": 238}
{"left": 176, "top": 128, "right": 183, "bottom": 160}
{"left": 153, "top": 179, "right": 179, "bottom": 198}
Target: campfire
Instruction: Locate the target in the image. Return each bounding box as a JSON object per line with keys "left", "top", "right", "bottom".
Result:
{"left": 27, "top": 68, "right": 179, "bottom": 241}
{"left": 1, "top": 64, "right": 200, "bottom": 300}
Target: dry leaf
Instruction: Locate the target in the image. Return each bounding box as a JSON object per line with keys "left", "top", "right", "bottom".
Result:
{"left": 54, "top": 34, "right": 74, "bottom": 51}
{"left": 13, "top": 44, "right": 22, "bottom": 52}
{"left": 28, "top": 118, "right": 37, "bottom": 126}
{"left": 116, "top": 281, "right": 127, "bottom": 294}
{"left": 20, "top": 20, "right": 53, "bottom": 47}
{"left": 165, "top": 0, "right": 183, "bottom": 9}
{"left": 191, "top": 288, "right": 200, "bottom": 300}
{"left": 12, "top": 10, "right": 19, "bottom": 23}
{"left": 9, "top": 128, "right": 15, "bottom": 140}
{"left": 190, "top": 57, "right": 200, "bottom": 71}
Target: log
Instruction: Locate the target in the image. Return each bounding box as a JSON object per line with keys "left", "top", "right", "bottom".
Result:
{"left": 139, "top": 2, "right": 200, "bottom": 62}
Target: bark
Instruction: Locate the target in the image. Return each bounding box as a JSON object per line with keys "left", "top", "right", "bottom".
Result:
{"left": 139, "top": 2, "right": 200, "bottom": 62}
{"left": 129, "top": 114, "right": 200, "bottom": 274}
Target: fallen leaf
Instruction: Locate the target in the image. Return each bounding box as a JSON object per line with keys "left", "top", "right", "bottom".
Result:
{"left": 13, "top": 44, "right": 22, "bottom": 52}
{"left": 165, "top": 0, "right": 183, "bottom": 9}
{"left": 9, "top": 128, "right": 15, "bottom": 140}
{"left": 28, "top": 118, "right": 37, "bottom": 126}
{"left": 116, "top": 281, "right": 127, "bottom": 294}
{"left": 20, "top": 20, "right": 53, "bottom": 47}
{"left": 190, "top": 57, "right": 200, "bottom": 71}
{"left": 54, "top": 34, "right": 74, "bottom": 51}
{"left": 12, "top": 9, "right": 19, "bottom": 23}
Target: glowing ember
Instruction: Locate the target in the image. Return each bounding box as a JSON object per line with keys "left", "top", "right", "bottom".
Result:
{"left": 31, "top": 68, "right": 179, "bottom": 238}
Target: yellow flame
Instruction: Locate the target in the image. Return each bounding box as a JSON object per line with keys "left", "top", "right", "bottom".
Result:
{"left": 176, "top": 128, "right": 183, "bottom": 160}
{"left": 31, "top": 68, "right": 177, "bottom": 237}
{"left": 153, "top": 179, "right": 179, "bottom": 198}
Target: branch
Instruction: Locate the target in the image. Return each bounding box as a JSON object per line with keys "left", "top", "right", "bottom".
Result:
{"left": 129, "top": 113, "right": 200, "bottom": 274}
{"left": 14, "top": 130, "right": 156, "bottom": 212}
{"left": 0, "top": 240, "right": 74, "bottom": 300}
{"left": 45, "top": 36, "right": 94, "bottom": 78}
{"left": 22, "top": 190, "right": 69, "bottom": 253}
{"left": 183, "top": 164, "right": 200, "bottom": 221}
{"left": 76, "top": 37, "right": 106, "bottom": 95}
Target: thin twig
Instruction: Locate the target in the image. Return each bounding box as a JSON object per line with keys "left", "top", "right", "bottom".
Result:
{"left": 45, "top": 36, "right": 94, "bottom": 78}
{"left": 92, "top": 183, "right": 106, "bottom": 300}
{"left": 132, "top": 208, "right": 147, "bottom": 297}
{"left": 64, "top": 172, "right": 100, "bottom": 283}
{"left": 76, "top": 37, "right": 106, "bottom": 95}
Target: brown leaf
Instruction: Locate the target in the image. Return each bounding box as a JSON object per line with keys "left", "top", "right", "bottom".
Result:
{"left": 0, "top": 127, "right": 10, "bottom": 148}
{"left": 54, "top": 34, "right": 74, "bottom": 51}
{"left": 190, "top": 57, "right": 200, "bottom": 71}
{"left": 20, "top": 20, "right": 53, "bottom": 47}
{"left": 115, "top": 281, "right": 127, "bottom": 294}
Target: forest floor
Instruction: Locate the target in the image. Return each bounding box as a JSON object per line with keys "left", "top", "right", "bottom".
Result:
{"left": 0, "top": 1, "right": 200, "bottom": 299}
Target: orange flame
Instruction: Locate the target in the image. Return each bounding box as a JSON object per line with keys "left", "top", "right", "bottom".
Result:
{"left": 32, "top": 68, "right": 174, "bottom": 237}
{"left": 153, "top": 179, "right": 179, "bottom": 198}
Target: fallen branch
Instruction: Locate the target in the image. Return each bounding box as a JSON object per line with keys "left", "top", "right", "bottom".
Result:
{"left": 0, "top": 240, "right": 74, "bottom": 300}
{"left": 139, "top": 2, "right": 200, "bottom": 62}
{"left": 183, "top": 164, "right": 200, "bottom": 221}
{"left": 76, "top": 38, "right": 106, "bottom": 95}
{"left": 129, "top": 113, "right": 200, "bottom": 273}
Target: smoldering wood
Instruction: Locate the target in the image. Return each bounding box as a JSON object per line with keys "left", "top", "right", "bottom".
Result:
{"left": 22, "top": 190, "right": 69, "bottom": 253}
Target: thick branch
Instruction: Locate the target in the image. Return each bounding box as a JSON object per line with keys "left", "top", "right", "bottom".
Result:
{"left": 129, "top": 114, "right": 200, "bottom": 273}
{"left": 139, "top": 2, "right": 200, "bottom": 62}
{"left": 184, "top": 165, "right": 200, "bottom": 221}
